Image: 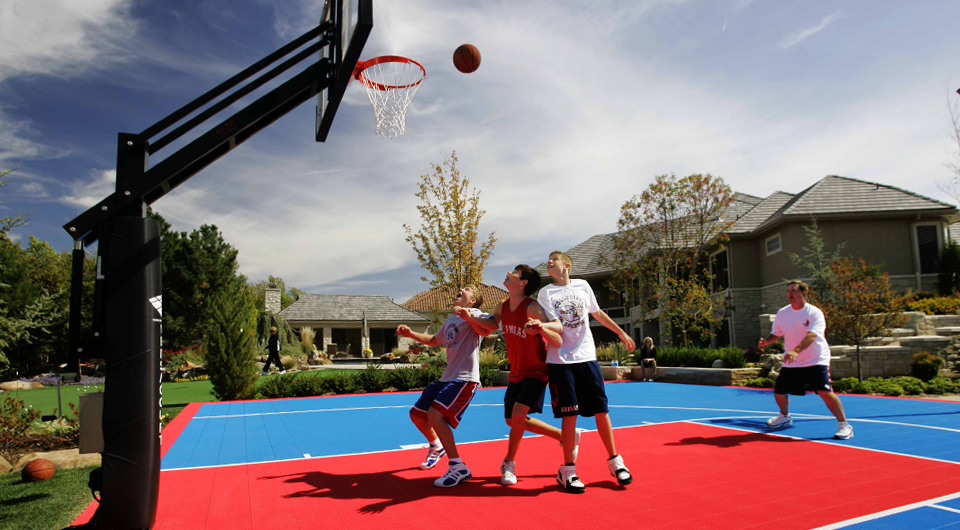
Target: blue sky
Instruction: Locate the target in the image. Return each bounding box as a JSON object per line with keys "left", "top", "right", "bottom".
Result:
{"left": 2, "top": 0, "right": 959, "bottom": 303}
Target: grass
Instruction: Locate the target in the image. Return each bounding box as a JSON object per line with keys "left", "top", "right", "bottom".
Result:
{"left": 0, "top": 465, "right": 99, "bottom": 530}
{"left": 8, "top": 369, "right": 359, "bottom": 423}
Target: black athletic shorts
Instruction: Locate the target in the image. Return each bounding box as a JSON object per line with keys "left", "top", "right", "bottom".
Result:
{"left": 503, "top": 378, "right": 547, "bottom": 418}
{"left": 547, "top": 361, "right": 609, "bottom": 418}
{"left": 774, "top": 365, "right": 833, "bottom": 396}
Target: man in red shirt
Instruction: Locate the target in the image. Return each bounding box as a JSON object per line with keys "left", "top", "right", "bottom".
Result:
{"left": 456, "top": 265, "right": 570, "bottom": 485}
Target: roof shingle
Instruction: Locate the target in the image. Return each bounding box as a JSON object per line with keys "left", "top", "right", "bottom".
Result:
{"left": 280, "top": 295, "right": 429, "bottom": 322}
{"left": 401, "top": 283, "right": 508, "bottom": 312}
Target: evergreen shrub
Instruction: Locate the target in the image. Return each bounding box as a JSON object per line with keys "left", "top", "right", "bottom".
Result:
{"left": 911, "top": 351, "right": 944, "bottom": 382}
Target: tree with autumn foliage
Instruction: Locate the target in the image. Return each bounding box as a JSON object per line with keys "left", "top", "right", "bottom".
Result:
{"left": 608, "top": 173, "right": 735, "bottom": 346}
{"left": 813, "top": 258, "right": 906, "bottom": 381}
{"left": 404, "top": 151, "right": 497, "bottom": 297}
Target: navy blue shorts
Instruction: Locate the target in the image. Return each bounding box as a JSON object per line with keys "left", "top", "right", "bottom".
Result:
{"left": 547, "top": 361, "right": 609, "bottom": 418}
{"left": 774, "top": 365, "right": 834, "bottom": 396}
{"left": 411, "top": 380, "right": 478, "bottom": 428}
{"left": 503, "top": 378, "right": 547, "bottom": 418}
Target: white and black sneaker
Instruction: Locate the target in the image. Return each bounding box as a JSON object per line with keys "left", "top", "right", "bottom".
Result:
{"left": 607, "top": 454, "right": 632, "bottom": 486}
{"left": 420, "top": 445, "right": 446, "bottom": 470}
{"left": 766, "top": 413, "right": 793, "bottom": 429}
{"left": 834, "top": 422, "right": 854, "bottom": 440}
{"left": 556, "top": 464, "right": 585, "bottom": 493}
{"left": 500, "top": 460, "right": 517, "bottom": 485}
{"left": 435, "top": 462, "right": 472, "bottom": 488}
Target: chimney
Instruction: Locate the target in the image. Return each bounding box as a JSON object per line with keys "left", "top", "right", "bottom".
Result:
{"left": 265, "top": 288, "right": 281, "bottom": 314}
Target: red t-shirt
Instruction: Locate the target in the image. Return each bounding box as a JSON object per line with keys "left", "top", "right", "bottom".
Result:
{"left": 500, "top": 297, "right": 549, "bottom": 383}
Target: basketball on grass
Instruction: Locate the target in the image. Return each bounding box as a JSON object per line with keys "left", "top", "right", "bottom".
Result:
{"left": 453, "top": 44, "right": 481, "bottom": 73}
{"left": 22, "top": 458, "right": 55, "bottom": 482}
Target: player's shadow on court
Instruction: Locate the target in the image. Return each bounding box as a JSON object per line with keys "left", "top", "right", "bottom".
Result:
{"left": 664, "top": 432, "right": 803, "bottom": 448}
{"left": 261, "top": 466, "right": 556, "bottom": 513}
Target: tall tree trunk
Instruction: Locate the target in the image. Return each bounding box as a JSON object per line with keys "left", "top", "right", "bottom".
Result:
{"left": 855, "top": 342, "right": 863, "bottom": 381}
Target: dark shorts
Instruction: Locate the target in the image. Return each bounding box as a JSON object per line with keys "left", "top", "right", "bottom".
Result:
{"left": 547, "top": 361, "right": 609, "bottom": 418}
{"left": 641, "top": 358, "right": 656, "bottom": 367}
{"left": 503, "top": 378, "right": 548, "bottom": 418}
{"left": 774, "top": 365, "right": 834, "bottom": 396}
{"left": 410, "top": 380, "right": 478, "bottom": 429}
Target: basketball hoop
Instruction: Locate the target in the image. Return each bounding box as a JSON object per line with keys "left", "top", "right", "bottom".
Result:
{"left": 353, "top": 56, "right": 426, "bottom": 138}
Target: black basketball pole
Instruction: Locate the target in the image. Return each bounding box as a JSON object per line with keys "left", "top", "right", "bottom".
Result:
{"left": 98, "top": 215, "right": 162, "bottom": 529}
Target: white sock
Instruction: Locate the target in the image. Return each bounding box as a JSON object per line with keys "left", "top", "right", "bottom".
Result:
{"left": 429, "top": 439, "right": 441, "bottom": 448}
{"left": 449, "top": 458, "right": 462, "bottom": 465}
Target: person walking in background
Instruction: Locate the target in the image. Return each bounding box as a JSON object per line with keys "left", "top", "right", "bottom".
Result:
{"left": 638, "top": 337, "right": 657, "bottom": 381}
{"left": 758, "top": 280, "right": 853, "bottom": 440}
{"left": 262, "top": 326, "right": 285, "bottom": 375}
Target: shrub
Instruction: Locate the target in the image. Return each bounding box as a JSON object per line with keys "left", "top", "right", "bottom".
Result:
{"left": 719, "top": 347, "right": 747, "bottom": 369}
{"left": 205, "top": 283, "right": 260, "bottom": 401}
{"left": 480, "top": 365, "right": 501, "bottom": 387}
{"left": 832, "top": 377, "right": 862, "bottom": 393}
{"left": 355, "top": 363, "right": 389, "bottom": 393}
{"left": 859, "top": 377, "right": 904, "bottom": 397}
{"left": 911, "top": 351, "right": 944, "bottom": 382}
{"left": 300, "top": 327, "right": 316, "bottom": 354}
{"left": 497, "top": 358, "right": 511, "bottom": 371}
{"left": 743, "top": 377, "right": 775, "bottom": 388}
{"left": 388, "top": 367, "right": 421, "bottom": 391}
{"left": 291, "top": 374, "right": 325, "bottom": 397}
{"left": 597, "top": 343, "right": 629, "bottom": 364}
{"left": 906, "top": 296, "right": 960, "bottom": 315}
{"left": 0, "top": 396, "right": 41, "bottom": 453}
{"left": 258, "top": 372, "right": 299, "bottom": 399}
{"left": 888, "top": 376, "right": 925, "bottom": 395}
{"left": 324, "top": 372, "right": 357, "bottom": 394}
{"left": 924, "top": 377, "right": 958, "bottom": 395}
{"left": 417, "top": 363, "right": 445, "bottom": 388}
{"left": 282, "top": 357, "right": 298, "bottom": 370}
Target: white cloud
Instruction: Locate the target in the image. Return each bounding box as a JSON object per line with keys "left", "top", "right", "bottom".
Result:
{"left": 780, "top": 12, "right": 846, "bottom": 49}
{"left": 61, "top": 169, "right": 116, "bottom": 209}
{"left": 0, "top": 0, "right": 138, "bottom": 80}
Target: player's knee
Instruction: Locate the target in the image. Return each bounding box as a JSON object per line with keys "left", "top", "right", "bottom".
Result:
{"left": 504, "top": 418, "right": 512, "bottom": 427}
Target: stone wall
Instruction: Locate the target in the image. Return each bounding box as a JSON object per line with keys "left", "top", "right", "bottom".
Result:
{"left": 265, "top": 288, "right": 281, "bottom": 314}
{"left": 636, "top": 366, "right": 762, "bottom": 386}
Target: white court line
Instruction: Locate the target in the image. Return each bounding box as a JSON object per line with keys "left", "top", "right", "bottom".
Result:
{"left": 931, "top": 504, "right": 960, "bottom": 515}
{"left": 810, "top": 491, "right": 960, "bottom": 529}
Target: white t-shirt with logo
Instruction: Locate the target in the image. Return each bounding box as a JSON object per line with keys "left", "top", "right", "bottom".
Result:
{"left": 537, "top": 279, "right": 600, "bottom": 364}
{"left": 437, "top": 308, "right": 486, "bottom": 383}
{"left": 771, "top": 303, "right": 832, "bottom": 367}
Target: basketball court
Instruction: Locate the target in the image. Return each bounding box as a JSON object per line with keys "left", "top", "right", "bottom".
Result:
{"left": 70, "top": 382, "right": 960, "bottom": 529}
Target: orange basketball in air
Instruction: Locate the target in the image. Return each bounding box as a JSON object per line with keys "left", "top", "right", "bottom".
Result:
{"left": 453, "top": 44, "right": 481, "bottom": 73}
{"left": 22, "top": 458, "right": 55, "bottom": 482}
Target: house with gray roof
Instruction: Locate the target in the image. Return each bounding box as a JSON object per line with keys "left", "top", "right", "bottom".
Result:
{"left": 277, "top": 294, "right": 430, "bottom": 356}
{"left": 541, "top": 175, "right": 959, "bottom": 349}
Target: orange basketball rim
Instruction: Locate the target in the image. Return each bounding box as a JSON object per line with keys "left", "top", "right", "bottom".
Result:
{"left": 352, "top": 56, "right": 426, "bottom": 138}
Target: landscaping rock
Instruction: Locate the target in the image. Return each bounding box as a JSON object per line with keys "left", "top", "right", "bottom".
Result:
{"left": 759, "top": 354, "right": 783, "bottom": 380}
{"left": 711, "top": 359, "right": 725, "bottom": 368}
{"left": 380, "top": 353, "right": 395, "bottom": 362}
{"left": 13, "top": 449, "right": 101, "bottom": 472}
{"left": 0, "top": 380, "right": 45, "bottom": 391}
{"left": 0, "top": 455, "right": 11, "bottom": 474}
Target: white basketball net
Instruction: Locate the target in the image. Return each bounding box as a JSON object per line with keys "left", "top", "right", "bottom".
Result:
{"left": 356, "top": 58, "right": 425, "bottom": 139}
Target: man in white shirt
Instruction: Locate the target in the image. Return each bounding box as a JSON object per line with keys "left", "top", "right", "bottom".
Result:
{"left": 528, "top": 251, "right": 636, "bottom": 493}
{"left": 758, "top": 280, "right": 853, "bottom": 440}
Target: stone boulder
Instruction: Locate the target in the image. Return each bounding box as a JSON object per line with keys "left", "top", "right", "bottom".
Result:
{"left": 307, "top": 350, "right": 332, "bottom": 366}
{"left": 0, "top": 380, "right": 45, "bottom": 391}
{"left": 759, "top": 354, "right": 783, "bottom": 379}
{"left": 711, "top": 359, "right": 725, "bottom": 368}
{"left": 178, "top": 360, "right": 196, "bottom": 371}
{"left": 0, "top": 454, "right": 11, "bottom": 474}
{"left": 14, "top": 449, "right": 101, "bottom": 472}
{"left": 380, "top": 353, "right": 396, "bottom": 362}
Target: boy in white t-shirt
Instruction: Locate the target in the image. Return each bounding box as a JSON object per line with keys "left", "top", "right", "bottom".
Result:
{"left": 758, "top": 280, "right": 853, "bottom": 440}
{"left": 396, "top": 285, "right": 491, "bottom": 487}
{"left": 527, "top": 251, "right": 636, "bottom": 493}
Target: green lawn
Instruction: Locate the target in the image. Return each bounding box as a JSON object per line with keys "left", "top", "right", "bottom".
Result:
{"left": 0, "top": 465, "right": 99, "bottom": 530}
{"left": 7, "top": 369, "right": 358, "bottom": 421}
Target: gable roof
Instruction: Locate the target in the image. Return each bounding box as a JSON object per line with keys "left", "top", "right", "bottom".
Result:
{"left": 753, "top": 175, "right": 956, "bottom": 233}
{"left": 280, "top": 295, "right": 428, "bottom": 323}
{"left": 534, "top": 232, "right": 617, "bottom": 278}
{"left": 401, "top": 283, "right": 508, "bottom": 312}
{"left": 728, "top": 191, "right": 795, "bottom": 234}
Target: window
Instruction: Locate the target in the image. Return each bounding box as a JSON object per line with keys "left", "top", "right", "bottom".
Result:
{"left": 765, "top": 233, "right": 782, "bottom": 256}
{"left": 711, "top": 249, "right": 730, "bottom": 291}
{"left": 916, "top": 225, "right": 939, "bottom": 274}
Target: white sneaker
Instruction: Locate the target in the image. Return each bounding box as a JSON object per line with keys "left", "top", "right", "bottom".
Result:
{"left": 607, "top": 454, "right": 633, "bottom": 486}
{"left": 500, "top": 460, "right": 517, "bottom": 485}
{"left": 420, "top": 445, "right": 445, "bottom": 469}
{"left": 766, "top": 413, "right": 792, "bottom": 429}
{"left": 435, "top": 462, "right": 472, "bottom": 487}
{"left": 556, "top": 464, "right": 585, "bottom": 493}
{"left": 834, "top": 422, "right": 854, "bottom": 440}
{"left": 280, "top": 370, "right": 286, "bottom": 374}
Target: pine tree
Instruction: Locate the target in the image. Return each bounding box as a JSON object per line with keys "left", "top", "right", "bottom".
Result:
{"left": 205, "top": 283, "right": 260, "bottom": 400}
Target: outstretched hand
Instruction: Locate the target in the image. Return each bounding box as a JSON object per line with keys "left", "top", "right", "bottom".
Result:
{"left": 395, "top": 325, "right": 411, "bottom": 337}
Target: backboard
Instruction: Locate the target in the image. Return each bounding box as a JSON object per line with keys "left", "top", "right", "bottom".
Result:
{"left": 316, "top": 0, "right": 373, "bottom": 142}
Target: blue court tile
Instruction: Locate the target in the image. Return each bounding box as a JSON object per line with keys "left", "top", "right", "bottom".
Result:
{"left": 841, "top": 506, "right": 960, "bottom": 529}
{"left": 938, "top": 497, "right": 960, "bottom": 511}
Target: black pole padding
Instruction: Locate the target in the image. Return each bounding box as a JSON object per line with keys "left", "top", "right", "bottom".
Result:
{"left": 99, "top": 217, "right": 161, "bottom": 530}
